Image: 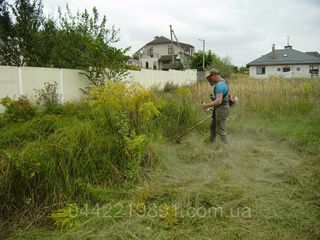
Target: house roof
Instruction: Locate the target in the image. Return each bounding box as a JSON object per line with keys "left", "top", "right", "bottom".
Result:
{"left": 145, "top": 36, "right": 194, "bottom": 50}
{"left": 158, "top": 53, "right": 191, "bottom": 62}
{"left": 247, "top": 48, "right": 320, "bottom": 66}
{"left": 158, "top": 54, "right": 177, "bottom": 62}
{"left": 306, "top": 51, "right": 320, "bottom": 58}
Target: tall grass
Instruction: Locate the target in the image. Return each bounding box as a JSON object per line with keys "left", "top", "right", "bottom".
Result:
{"left": 0, "top": 83, "right": 200, "bottom": 217}
{"left": 191, "top": 75, "right": 319, "bottom": 116}
{"left": 191, "top": 75, "right": 320, "bottom": 153}
{"left": 1, "top": 75, "right": 320, "bottom": 239}
{"left": 150, "top": 91, "right": 200, "bottom": 139}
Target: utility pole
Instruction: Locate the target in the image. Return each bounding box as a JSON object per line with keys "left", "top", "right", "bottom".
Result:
{"left": 199, "top": 39, "right": 205, "bottom": 70}
{"left": 170, "top": 25, "right": 188, "bottom": 69}
{"left": 170, "top": 25, "right": 174, "bottom": 66}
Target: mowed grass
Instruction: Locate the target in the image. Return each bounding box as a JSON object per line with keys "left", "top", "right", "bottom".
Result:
{"left": 2, "top": 75, "right": 320, "bottom": 239}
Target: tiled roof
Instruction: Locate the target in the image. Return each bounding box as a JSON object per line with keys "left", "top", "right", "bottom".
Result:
{"left": 146, "top": 36, "right": 194, "bottom": 49}
{"left": 247, "top": 48, "right": 320, "bottom": 66}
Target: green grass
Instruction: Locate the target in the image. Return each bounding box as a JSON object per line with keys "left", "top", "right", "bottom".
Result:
{"left": 1, "top": 76, "right": 319, "bottom": 239}
{"left": 5, "top": 115, "right": 319, "bottom": 239}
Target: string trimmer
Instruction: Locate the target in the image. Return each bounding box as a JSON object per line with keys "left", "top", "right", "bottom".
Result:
{"left": 175, "top": 108, "right": 213, "bottom": 143}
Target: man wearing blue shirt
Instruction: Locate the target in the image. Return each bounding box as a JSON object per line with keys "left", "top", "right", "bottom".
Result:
{"left": 201, "top": 69, "right": 229, "bottom": 144}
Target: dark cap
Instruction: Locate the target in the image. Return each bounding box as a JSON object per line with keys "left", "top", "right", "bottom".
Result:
{"left": 206, "top": 68, "right": 220, "bottom": 80}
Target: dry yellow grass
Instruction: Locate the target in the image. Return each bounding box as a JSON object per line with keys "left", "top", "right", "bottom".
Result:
{"left": 191, "top": 74, "right": 320, "bottom": 118}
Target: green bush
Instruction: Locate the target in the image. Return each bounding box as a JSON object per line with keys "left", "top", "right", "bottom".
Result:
{"left": 0, "top": 82, "right": 161, "bottom": 215}
{"left": 163, "top": 82, "right": 178, "bottom": 93}
{"left": 0, "top": 96, "right": 36, "bottom": 122}
{"left": 0, "top": 82, "right": 201, "bottom": 216}
{"left": 43, "top": 103, "right": 65, "bottom": 115}
{"left": 0, "top": 115, "right": 59, "bottom": 149}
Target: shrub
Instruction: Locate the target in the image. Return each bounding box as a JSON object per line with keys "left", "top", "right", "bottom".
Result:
{"left": 0, "top": 82, "right": 161, "bottom": 215}
{"left": 34, "top": 81, "right": 61, "bottom": 106}
{"left": 0, "top": 96, "right": 36, "bottom": 122}
{"left": 34, "top": 81, "right": 65, "bottom": 115}
{"left": 0, "top": 82, "right": 201, "bottom": 217}
{"left": 89, "top": 82, "right": 159, "bottom": 134}
{"left": 163, "top": 82, "right": 178, "bottom": 93}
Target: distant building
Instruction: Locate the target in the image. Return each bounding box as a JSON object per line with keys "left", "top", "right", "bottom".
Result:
{"left": 136, "top": 36, "right": 195, "bottom": 71}
{"left": 247, "top": 45, "right": 320, "bottom": 78}
{"left": 127, "top": 59, "right": 140, "bottom": 67}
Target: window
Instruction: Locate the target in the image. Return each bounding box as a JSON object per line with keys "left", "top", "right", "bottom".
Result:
{"left": 283, "top": 67, "right": 290, "bottom": 72}
{"left": 168, "top": 46, "right": 174, "bottom": 54}
{"left": 256, "top": 67, "right": 265, "bottom": 75}
{"left": 153, "top": 61, "right": 157, "bottom": 70}
{"left": 309, "top": 66, "right": 319, "bottom": 74}
{"left": 147, "top": 47, "right": 153, "bottom": 57}
{"left": 277, "top": 68, "right": 281, "bottom": 71}
{"left": 297, "top": 67, "right": 300, "bottom": 71}
{"left": 146, "top": 62, "right": 149, "bottom": 69}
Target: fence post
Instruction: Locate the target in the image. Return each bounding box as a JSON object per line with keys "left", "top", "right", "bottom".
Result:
{"left": 59, "top": 68, "right": 64, "bottom": 103}
{"left": 17, "top": 67, "right": 23, "bottom": 96}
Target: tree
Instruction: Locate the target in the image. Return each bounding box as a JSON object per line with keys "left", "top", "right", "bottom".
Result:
{"left": 132, "top": 52, "right": 139, "bottom": 60}
{"left": 12, "top": 0, "right": 44, "bottom": 66}
{"left": 0, "top": 2, "right": 129, "bottom": 85}
{"left": 0, "top": 0, "right": 19, "bottom": 65}
{"left": 52, "top": 6, "right": 129, "bottom": 85}
{"left": 33, "top": 17, "right": 57, "bottom": 67}
{"left": 190, "top": 51, "right": 210, "bottom": 70}
{"left": 232, "top": 65, "right": 239, "bottom": 73}
{"left": 0, "top": 0, "right": 45, "bottom": 66}
{"left": 190, "top": 50, "right": 234, "bottom": 78}
{"left": 239, "top": 66, "right": 249, "bottom": 74}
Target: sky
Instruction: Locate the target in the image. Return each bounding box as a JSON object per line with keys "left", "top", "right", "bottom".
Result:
{"left": 41, "top": 0, "right": 320, "bottom": 67}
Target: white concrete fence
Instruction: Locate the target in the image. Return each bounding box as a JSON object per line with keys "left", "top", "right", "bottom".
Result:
{"left": 0, "top": 66, "right": 197, "bottom": 103}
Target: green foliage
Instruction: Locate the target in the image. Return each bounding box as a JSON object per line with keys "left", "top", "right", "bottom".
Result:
{"left": 209, "top": 55, "right": 233, "bottom": 78}
{"left": 190, "top": 50, "right": 234, "bottom": 78}
{"left": 0, "top": 0, "right": 45, "bottom": 66}
{"left": 0, "top": 82, "right": 162, "bottom": 215}
{"left": 53, "top": 6, "right": 129, "bottom": 84}
{"left": 2, "top": 77, "right": 320, "bottom": 240}
{"left": 0, "top": 0, "right": 15, "bottom": 65}
{"left": 126, "top": 64, "right": 141, "bottom": 71}
{"left": 0, "top": 96, "right": 36, "bottom": 122}
{"left": 0, "top": 1, "right": 128, "bottom": 83}
{"left": 33, "top": 17, "right": 57, "bottom": 67}
{"left": 163, "top": 82, "right": 178, "bottom": 93}
{"left": 175, "top": 86, "right": 191, "bottom": 97}
{"left": 239, "top": 66, "right": 249, "bottom": 74}
{"left": 50, "top": 204, "right": 80, "bottom": 229}
{"left": 89, "top": 82, "right": 159, "bottom": 134}
{"left": 152, "top": 94, "right": 198, "bottom": 138}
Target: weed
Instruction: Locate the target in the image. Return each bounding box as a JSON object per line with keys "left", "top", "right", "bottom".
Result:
{"left": 0, "top": 96, "right": 36, "bottom": 122}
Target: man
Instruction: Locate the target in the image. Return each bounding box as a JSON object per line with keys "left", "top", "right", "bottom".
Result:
{"left": 201, "top": 68, "right": 229, "bottom": 144}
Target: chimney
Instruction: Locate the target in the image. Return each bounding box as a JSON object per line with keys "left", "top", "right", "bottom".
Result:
{"left": 284, "top": 36, "right": 292, "bottom": 49}
{"left": 272, "top": 44, "right": 276, "bottom": 59}
{"left": 154, "top": 36, "right": 159, "bottom": 39}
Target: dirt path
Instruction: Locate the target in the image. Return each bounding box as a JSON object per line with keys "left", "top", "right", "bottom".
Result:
{"left": 135, "top": 129, "right": 317, "bottom": 239}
